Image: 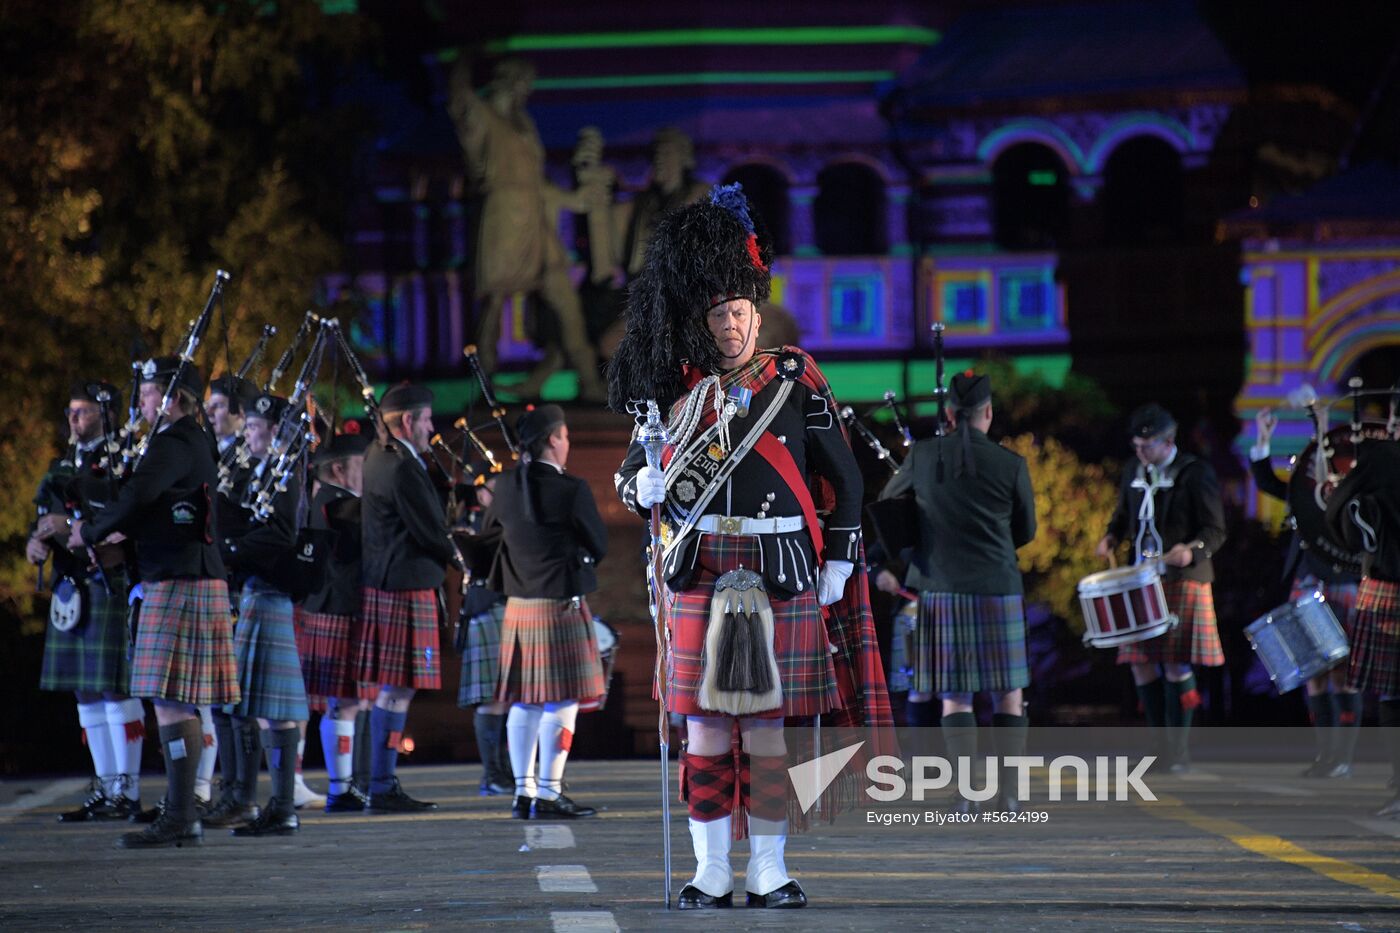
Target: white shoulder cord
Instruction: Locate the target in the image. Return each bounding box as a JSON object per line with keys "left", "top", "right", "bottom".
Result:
{"left": 1130, "top": 463, "right": 1172, "bottom": 563}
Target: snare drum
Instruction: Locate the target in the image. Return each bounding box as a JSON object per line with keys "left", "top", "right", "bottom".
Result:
{"left": 1077, "top": 563, "right": 1178, "bottom": 648}
{"left": 578, "top": 617, "right": 619, "bottom": 714}
{"left": 1245, "top": 591, "right": 1349, "bottom": 694}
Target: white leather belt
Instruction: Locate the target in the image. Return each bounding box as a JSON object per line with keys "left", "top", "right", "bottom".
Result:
{"left": 695, "top": 514, "right": 805, "bottom": 536}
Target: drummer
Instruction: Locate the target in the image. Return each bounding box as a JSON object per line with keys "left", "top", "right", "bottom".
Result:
{"left": 1095, "top": 404, "right": 1226, "bottom": 772}
{"left": 1252, "top": 407, "right": 1361, "bottom": 778}
{"left": 1326, "top": 429, "right": 1400, "bottom": 816}
{"left": 880, "top": 371, "right": 1037, "bottom": 812}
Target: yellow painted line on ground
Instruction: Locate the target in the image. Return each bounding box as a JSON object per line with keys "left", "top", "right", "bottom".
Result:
{"left": 1142, "top": 793, "right": 1400, "bottom": 900}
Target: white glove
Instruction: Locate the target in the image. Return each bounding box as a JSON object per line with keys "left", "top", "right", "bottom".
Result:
{"left": 817, "top": 560, "right": 855, "bottom": 606}
{"left": 635, "top": 465, "right": 667, "bottom": 508}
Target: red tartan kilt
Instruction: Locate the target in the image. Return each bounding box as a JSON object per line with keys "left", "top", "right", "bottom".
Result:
{"left": 130, "top": 578, "right": 241, "bottom": 706}
{"left": 664, "top": 534, "right": 840, "bottom": 719}
{"left": 295, "top": 607, "right": 364, "bottom": 711}
{"left": 1117, "top": 579, "right": 1225, "bottom": 667}
{"left": 1346, "top": 578, "right": 1400, "bottom": 694}
{"left": 355, "top": 588, "right": 441, "bottom": 690}
{"left": 496, "top": 597, "right": 605, "bottom": 705}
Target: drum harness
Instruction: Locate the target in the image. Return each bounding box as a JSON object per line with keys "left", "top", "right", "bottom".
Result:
{"left": 1131, "top": 459, "right": 1177, "bottom": 566}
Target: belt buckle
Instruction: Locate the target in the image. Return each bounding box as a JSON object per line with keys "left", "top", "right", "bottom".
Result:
{"left": 717, "top": 516, "right": 743, "bottom": 535}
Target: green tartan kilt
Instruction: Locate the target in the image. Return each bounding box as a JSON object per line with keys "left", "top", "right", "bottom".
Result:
{"left": 457, "top": 601, "right": 505, "bottom": 708}
{"left": 39, "top": 572, "right": 131, "bottom": 695}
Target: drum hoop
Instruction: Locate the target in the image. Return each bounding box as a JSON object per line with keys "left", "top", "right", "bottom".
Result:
{"left": 1083, "top": 615, "right": 1177, "bottom": 648}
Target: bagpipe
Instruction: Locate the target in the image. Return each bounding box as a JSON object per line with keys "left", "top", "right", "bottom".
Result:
{"left": 1282, "top": 378, "right": 1398, "bottom": 577}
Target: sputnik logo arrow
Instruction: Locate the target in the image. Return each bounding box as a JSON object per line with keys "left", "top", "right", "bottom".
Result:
{"left": 787, "top": 741, "right": 865, "bottom": 814}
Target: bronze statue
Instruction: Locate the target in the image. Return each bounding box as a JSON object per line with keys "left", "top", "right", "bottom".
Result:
{"left": 448, "top": 57, "right": 605, "bottom": 402}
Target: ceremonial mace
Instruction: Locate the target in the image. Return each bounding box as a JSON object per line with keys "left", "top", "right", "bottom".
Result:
{"left": 635, "top": 399, "right": 673, "bottom": 909}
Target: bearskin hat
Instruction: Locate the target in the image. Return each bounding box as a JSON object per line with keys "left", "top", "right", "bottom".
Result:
{"left": 606, "top": 183, "right": 773, "bottom": 413}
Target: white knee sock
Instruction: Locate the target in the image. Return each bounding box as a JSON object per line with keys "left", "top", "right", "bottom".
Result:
{"left": 194, "top": 705, "right": 217, "bottom": 802}
{"left": 537, "top": 701, "right": 579, "bottom": 801}
{"left": 102, "top": 698, "right": 145, "bottom": 801}
{"left": 322, "top": 715, "right": 355, "bottom": 795}
{"left": 77, "top": 702, "right": 117, "bottom": 796}
{"left": 506, "top": 704, "right": 543, "bottom": 797}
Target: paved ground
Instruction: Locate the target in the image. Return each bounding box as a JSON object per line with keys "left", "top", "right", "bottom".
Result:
{"left": 4, "top": 758, "right": 1400, "bottom": 931}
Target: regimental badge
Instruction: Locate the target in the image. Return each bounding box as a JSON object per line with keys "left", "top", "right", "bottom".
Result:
{"left": 256, "top": 396, "right": 271, "bottom": 414}
{"left": 775, "top": 350, "right": 805, "bottom": 381}
{"left": 675, "top": 479, "right": 697, "bottom": 504}
{"left": 141, "top": 359, "right": 157, "bottom": 379}
{"left": 171, "top": 501, "right": 196, "bottom": 525}
{"left": 706, "top": 442, "right": 726, "bottom": 462}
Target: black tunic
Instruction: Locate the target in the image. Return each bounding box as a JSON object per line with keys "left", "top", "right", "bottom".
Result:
{"left": 478, "top": 460, "right": 607, "bottom": 599}
{"left": 361, "top": 437, "right": 454, "bottom": 591}
{"left": 81, "top": 416, "right": 225, "bottom": 583}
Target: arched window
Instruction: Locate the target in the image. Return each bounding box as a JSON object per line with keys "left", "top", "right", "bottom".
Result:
{"left": 722, "top": 163, "right": 790, "bottom": 256}
{"left": 1103, "top": 136, "right": 1184, "bottom": 246}
{"left": 815, "top": 162, "right": 887, "bottom": 255}
{"left": 992, "top": 143, "right": 1070, "bottom": 250}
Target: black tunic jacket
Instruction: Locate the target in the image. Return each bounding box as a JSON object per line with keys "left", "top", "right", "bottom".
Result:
{"left": 361, "top": 437, "right": 454, "bottom": 591}
{"left": 478, "top": 460, "right": 607, "bottom": 599}
{"left": 301, "top": 482, "right": 363, "bottom": 616}
{"left": 880, "top": 427, "right": 1036, "bottom": 596}
{"left": 1327, "top": 438, "right": 1400, "bottom": 583}
{"left": 81, "top": 416, "right": 225, "bottom": 582}
{"left": 615, "top": 363, "right": 864, "bottom": 599}
{"left": 1106, "top": 450, "right": 1227, "bottom": 584}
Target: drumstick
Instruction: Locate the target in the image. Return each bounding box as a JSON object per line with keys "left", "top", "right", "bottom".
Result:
{"left": 1108, "top": 552, "right": 1118, "bottom": 570}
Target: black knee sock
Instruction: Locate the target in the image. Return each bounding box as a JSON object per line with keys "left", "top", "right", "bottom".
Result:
{"left": 1380, "top": 699, "right": 1400, "bottom": 784}
{"left": 159, "top": 718, "right": 203, "bottom": 825}
{"left": 1306, "top": 693, "right": 1335, "bottom": 761}
{"left": 262, "top": 725, "right": 300, "bottom": 816}
{"left": 474, "top": 709, "right": 506, "bottom": 786}
{"left": 1136, "top": 678, "right": 1166, "bottom": 728}
{"left": 992, "top": 712, "right": 1030, "bottom": 800}
{"left": 905, "top": 699, "right": 938, "bottom": 728}
{"left": 352, "top": 708, "right": 372, "bottom": 793}
{"left": 1331, "top": 692, "right": 1362, "bottom": 768}
{"left": 233, "top": 715, "right": 262, "bottom": 805}
{"left": 211, "top": 708, "right": 237, "bottom": 790}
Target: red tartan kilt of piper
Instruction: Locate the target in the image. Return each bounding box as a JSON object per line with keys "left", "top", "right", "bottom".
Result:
{"left": 1346, "top": 578, "right": 1400, "bottom": 695}
{"left": 129, "top": 578, "right": 241, "bottom": 706}
{"left": 355, "top": 588, "right": 441, "bottom": 690}
{"left": 663, "top": 534, "right": 841, "bottom": 719}
{"left": 295, "top": 607, "right": 364, "bottom": 711}
{"left": 1117, "top": 579, "right": 1225, "bottom": 667}
{"left": 495, "top": 597, "right": 605, "bottom": 705}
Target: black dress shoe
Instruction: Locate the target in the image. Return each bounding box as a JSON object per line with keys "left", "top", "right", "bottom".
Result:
{"left": 677, "top": 883, "right": 733, "bottom": 909}
{"left": 1300, "top": 758, "right": 1329, "bottom": 778}
{"left": 231, "top": 801, "right": 299, "bottom": 837}
{"left": 511, "top": 795, "right": 533, "bottom": 820}
{"left": 117, "top": 814, "right": 203, "bottom": 849}
{"left": 58, "top": 783, "right": 121, "bottom": 823}
{"left": 745, "top": 881, "right": 807, "bottom": 909}
{"left": 367, "top": 778, "right": 437, "bottom": 813}
{"left": 945, "top": 793, "right": 979, "bottom": 816}
{"left": 201, "top": 796, "right": 260, "bottom": 827}
{"left": 531, "top": 794, "right": 596, "bottom": 820}
{"left": 324, "top": 786, "right": 369, "bottom": 813}
{"left": 1375, "top": 793, "right": 1400, "bottom": 818}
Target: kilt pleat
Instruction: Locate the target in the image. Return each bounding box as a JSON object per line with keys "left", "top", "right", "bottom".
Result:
{"left": 1290, "top": 576, "right": 1360, "bottom": 641}
{"left": 916, "top": 591, "right": 1029, "bottom": 696}
{"left": 1117, "top": 579, "right": 1224, "bottom": 667}
{"left": 496, "top": 597, "right": 604, "bottom": 705}
{"left": 295, "top": 608, "right": 362, "bottom": 711}
{"left": 39, "top": 573, "right": 131, "bottom": 694}
{"left": 129, "top": 578, "right": 240, "bottom": 706}
{"left": 1346, "top": 578, "right": 1400, "bottom": 695}
{"left": 232, "top": 581, "right": 309, "bottom": 721}
{"left": 356, "top": 588, "right": 441, "bottom": 690}
{"left": 664, "top": 534, "right": 839, "bottom": 719}
{"left": 458, "top": 601, "right": 505, "bottom": 707}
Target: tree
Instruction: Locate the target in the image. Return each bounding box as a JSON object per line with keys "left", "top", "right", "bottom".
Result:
{"left": 0, "top": 0, "right": 371, "bottom": 629}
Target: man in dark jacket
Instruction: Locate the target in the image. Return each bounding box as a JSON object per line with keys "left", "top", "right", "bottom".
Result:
{"left": 1096, "top": 403, "right": 1227, "bottom": 771}
{"left": 478, "top": 404, "right": 608, "bottom": 819}
{"left": 355, "top": 383, "right": 454, "bottom": 812}
{"left": 71, "top": 357, "right": 241, "bottom": 848}
{"left": 880, "top": 371, "right": 1036, "bottom": 812}
{"left": 300, "top": 431, "right": 373, "bottom": 811}
{"left": 30, "top": 380, "right": 145, "bottom": 822}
